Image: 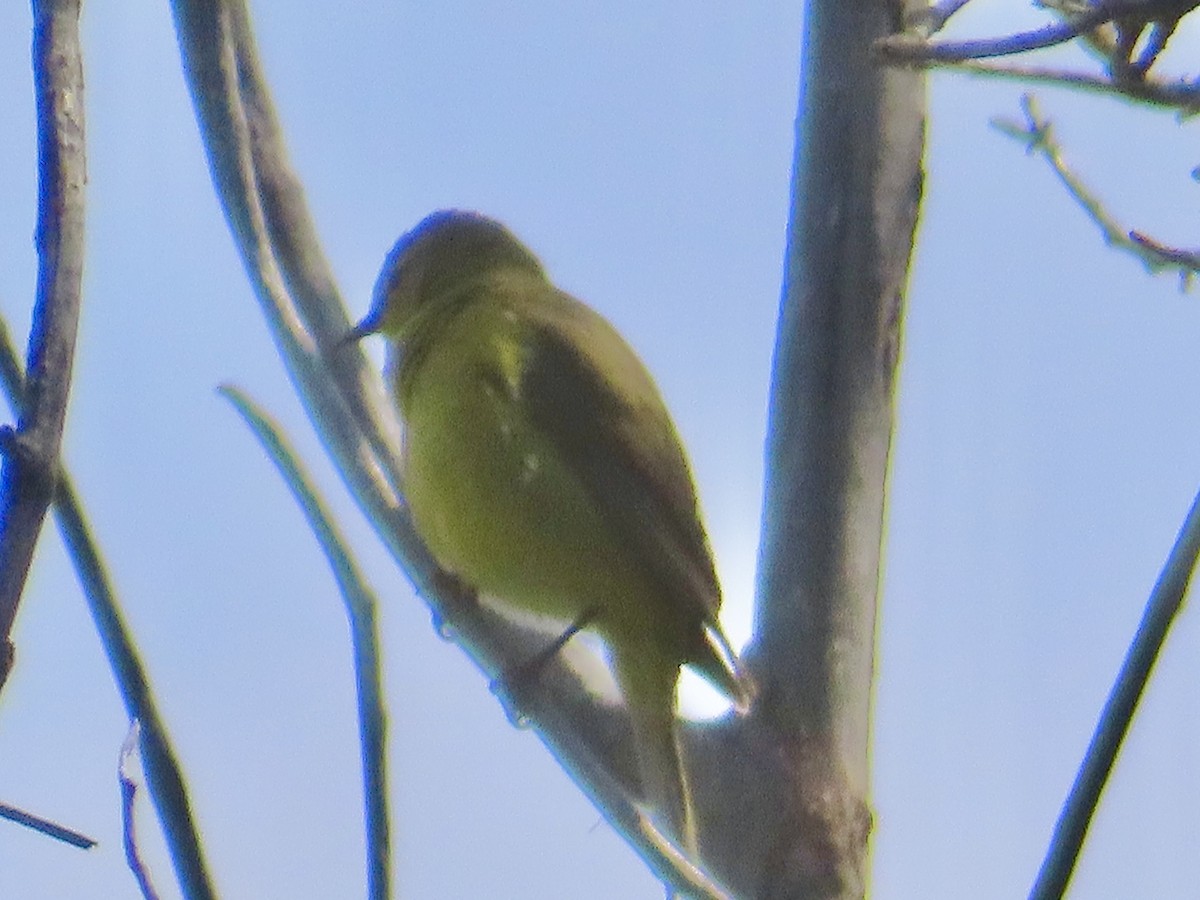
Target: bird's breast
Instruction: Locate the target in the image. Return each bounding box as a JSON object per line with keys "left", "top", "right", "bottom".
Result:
{"left": 398, "top": 306, "right": 654, "bottom": 630}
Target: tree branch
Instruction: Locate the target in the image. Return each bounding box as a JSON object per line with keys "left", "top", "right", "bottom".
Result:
{"left": 0, "top": 799, "right": 94, "bottom": 849}
{"left": 713, "top": 0, "right": 925, "bottom": 895}
{"left": 219, "top": 385, "right": 392, "bottom": 900}
{"left": 1030, "top": 482, "right": 1200, "bottom": 898}
{"left": 0, "top": 0, "right": 86, "bottom": 693}
{"left": 878, "top": 0, "right": 1196, "bottom": 64}
{"left": 902, "top": 57, "right": 1200, "bottom": 114}
{"left": 0, "top": 317, "right": 218, "bottom": 900}
{"left": 992, "top": 95, "right": 1200, "bottom": 279}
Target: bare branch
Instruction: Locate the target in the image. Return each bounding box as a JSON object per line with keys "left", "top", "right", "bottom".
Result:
{"left": 903, "top": 57, "right": 1200, "bottom": 114}
{"left": 1130, "top": 231, "right": 1200, "bottom": 274}
{"left": 733, "top": 0, "right": 925, "bottom": 894}
{"left": 220, "top": 386, "right": 392, "bottom": 900}
{"left": 0, "top": 317, "right": 218, "bottom": 900}
{"left": 992, "top": 96, "right": 1199, "bottom": 278}
{"left": 120, "top": 723, "right": 164, "bottom": 900}
{"left": 0, "top": 0, "right": 86, "bottom": 692}
{"left": 877, "top": 3, "right": 1121, "bottom": 63}
{"left": 877, "top": 0, "right": 1200, "bottom": 107}
{"left": 1030, "top": 481, "right": 1200, "bottom": 898}
{"left": 0, "top": 800, "right": 95, "bottom": 849}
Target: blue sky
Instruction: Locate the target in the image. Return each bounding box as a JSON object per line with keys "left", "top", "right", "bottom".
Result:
{"left": 1, "top": 3, "right": 1199, "bottom": 898}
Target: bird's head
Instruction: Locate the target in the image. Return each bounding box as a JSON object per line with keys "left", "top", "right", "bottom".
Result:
{"left": 344, "top": 209, "right": 544, "bottom": 345}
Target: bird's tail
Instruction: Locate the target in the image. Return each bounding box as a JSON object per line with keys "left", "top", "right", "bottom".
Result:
{"left": 694, "top": 621, "right": 757, "bottom": 714}
{"left": 614, "top": 647, "right": 697, "bottom": 858}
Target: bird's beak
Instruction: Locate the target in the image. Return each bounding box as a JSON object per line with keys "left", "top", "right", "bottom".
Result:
{"left": 339, "top": 312, "right": 381, "bottom": 347}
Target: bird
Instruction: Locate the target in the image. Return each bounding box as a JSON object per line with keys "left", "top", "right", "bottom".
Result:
{"left": 346, "top": 209, "right": 754, "bottom": 854}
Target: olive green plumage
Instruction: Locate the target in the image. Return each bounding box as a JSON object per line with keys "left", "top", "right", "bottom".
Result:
{"left": 350, "top": 209, "right": 753, "bottom": 852}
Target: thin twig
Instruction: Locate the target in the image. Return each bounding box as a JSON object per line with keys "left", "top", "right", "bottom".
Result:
{"left": 0, "top": 317, "right": 217, "bottom": 900}
{"left": 993, "top": 97, "right": 1140, "bottom": 245}
{"left": 992, "top": 95, "right": 1200, "bottom": 278}
{"left": 993, "top": 95, "right": 1200, "bottom": 278}
{"left": 0, "top": 800, "right": 95, "bottom": 849}
{"left": 879, "top": 0, "right": 1196, "bottom": 63}
{"left": 925, "top": 58, "right": 1200, "bottom": 114}
{"left": 1029, "top": 482, "right": 1200, "bottom": 899}
{"left": 1038, "top": 0, "right": 1126, "bottom": 64}
{"left": 0, "top": 0, "right": 87, "bottom": 692}
{"left": 1130, "top": 231, "right": 1200, "bottom": 274}
{"left": 120, "top": 722, "right": 163, "bottom": 900}
{"left": 878, "top": 0, "right": 1200, "bottom": 111}
{"left": 219, "top": 385, "right": 391, "bottom": 900}
{"left": 877, "top": 3, "right": 1119, "bottom": 63}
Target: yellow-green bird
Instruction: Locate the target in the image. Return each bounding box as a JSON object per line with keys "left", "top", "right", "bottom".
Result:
{"left": 348, "top": 209, "right": 754, "bottom": 853}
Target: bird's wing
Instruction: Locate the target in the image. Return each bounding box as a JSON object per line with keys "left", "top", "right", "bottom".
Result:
{"left": 517, "top": 289, "right": 722, "bottom": 625}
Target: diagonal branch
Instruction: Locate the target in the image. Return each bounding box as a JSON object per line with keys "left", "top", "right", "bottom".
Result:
{"left": 877, "top": 3, "right": 1120, "bottom": 63}
{"left": 993, "top": 96, "right": 1200, "bottom": 278}
{"left": 0, "top": 799, "right": 95, "bottom": 849}
{"left": 219, "top": 385, "right": 392, "bottom": 900}
{"left": 878, "top": 0, "right": 1198, "bottom": 65}
{"left": 903, "top": 57, "right": 1200, "bottom": 113}
{"left": 0, "top": 317, "right": 218, "bottom": 900}
{"left": 1030, "top": 482, "right": 1200, "bottom": 898}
